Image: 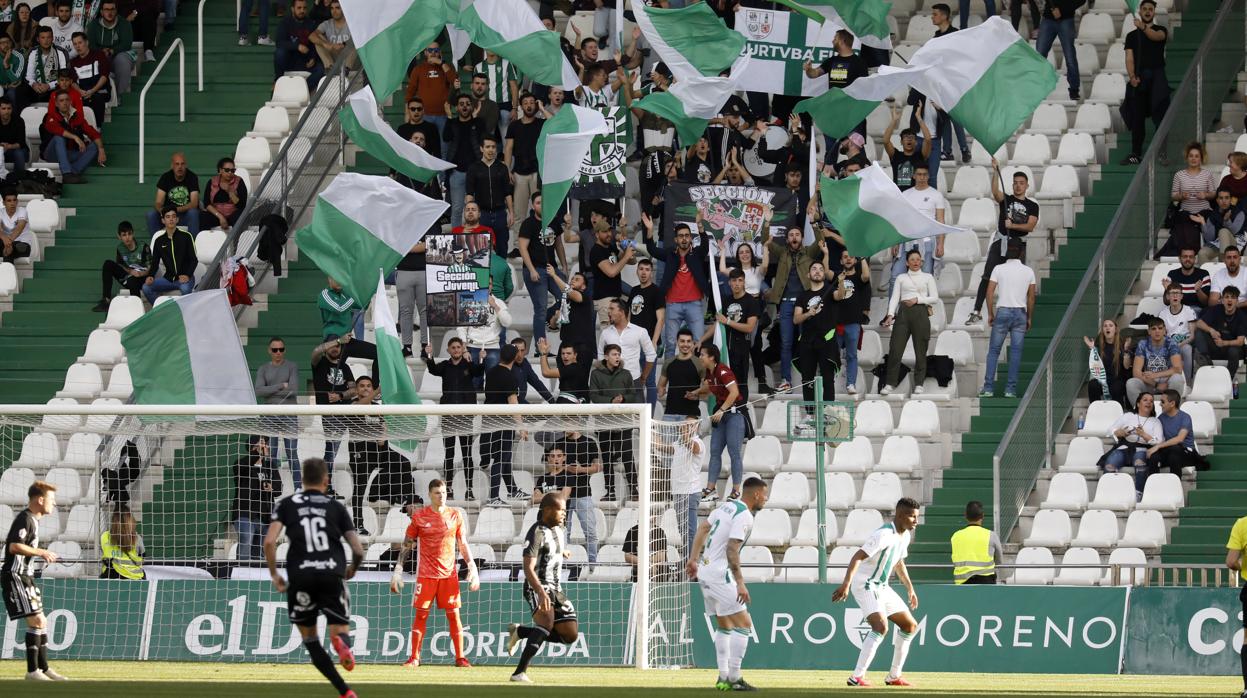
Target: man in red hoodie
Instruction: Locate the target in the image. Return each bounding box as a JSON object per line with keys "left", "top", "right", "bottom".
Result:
{"left": 41, "top": 89, "right": 104, "bottom": 183}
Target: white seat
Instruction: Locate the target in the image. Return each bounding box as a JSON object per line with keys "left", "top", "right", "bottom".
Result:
{"left": 858, "top": 330, "right": 883, "bottom": 368}
{"left": 785, "top": 441, "right": 827, "bottom": 474}
{"left": 1070, "top": 509, "right": 1119, "bottom": 548}
{"left": 234, "top": 136, "right": 272, "bottom": 171}
{"left": 99, "top": 363, "right": 134, "bottom": 401}
{"left": 43, "top": 540, "right": 83, "bottom": 578}
{"left": 1028, "top": 103, "right": 1069, "bottom": 135}
{"left": 1104, "top": 547, "right": 1149, "bottom": 586}
{"left": 826, "top": 546, "right": 858, "bottom": 584}
{"left": 739, "top": 546, "right": 775, "bottom": 582}
{"left": 373, "top": 507, "right": 409, "bottom": 544}
{"left": 1077, "top": 12, "right": 1116, "bottom": 44}
{"left": 1011, "top": 546, "right": 1055, "bottom": 585}
{"left": 781, "top": 546, "right": 820, "bottom": 583}
{"left": 20, "top": 105, "right": 46, "bottom": 148}
{"left": 791, "top": 509, "right": 837, "bottom": 547}
{"left": 1079, "top": 400, "right": 1124, "bottom": 435}
{"left": 1188, "top": 366, "right": 1233, "bottom": 404}
{"left": 44, "top": 468, "right": 82, "bottom": 505}
{"left": 271, "top": 75, "right": 310, "bottom": 106}
{"left": 768, "top": 472, "right": 810, "bottom": 510}
{"left": 567, "top": 506, "right": 606, "bottom": 545}
{"left": 941, "top": 232, "right": 982, "bottom": 263}
{"left": 952, "top": 296, "right": 985, "bottom": 331}
{"left": 876, "top": 435, "right": 921, "bottom": 474}
{"left": 836, "top": 508, "right": 883, "bottom": 546}
{"left": 0, "top": 504, "right": 12, "bottom": 533}
{"left": 1038, "top": 165, "right": 1080, "bottom": 198}
{"left": 252, "top": 104, "right": 291, "bottom": 137}
{"left": 1054, "top": 547, "right": 1102, "bottom": 586}
{"left": 1060, "top": 436, "right": 1107, "bottom": 474}
{"left": 0, "top": 262, "right": 16, "bottom": 295}
{"left": 1023, "top": 508, "right": 1073, "bottom": 547}
{"left": 26, "top": 198, "right": 58, "bottom": 233}
{"left": 1053, "top": 132, "right": 1097, "bottom": 166}
{"left": 1132, "top": 296, "right": 1165, "bottom": 324}
{"left": 1071, "top": 102, "right": 1113, "bottom": 134}
{"left": 856, "top": 472, "right": 903, "bottom": 510}
{"left": 15, "top": 432, "right": 60, "bottom": 467}
{"left": 364, "top": 542, "right": 391, "bottom": 561}
{"left": 78, "top": 329, "right": 125, "bottom": 365}
{"left": 742, "top": 435, "right": 783, "bottom": 475}
{"left": 1103, "top": 43, "right": 1126, "bottom": 73}
{"left": 949, "top": 166, "right": 990, "bottom": 198}
{"left": 1011, "top": 133, "right": 1052, "bottom": 167}
{"left": 1143, "top": 263, "right": 1177, "bottom": 297}
{"left": 757, "top": 401, "right": 788, "bottom": 437}
{"left": 195, "top": 228, "right": 228, "bottom": 263}
{"left": 1091, "top": 472, "right": 1137, "bottom": 512}
{"left": 60, "top": 504, "right": 98, "bottom": 543}
{"left": 1137, "top": 473, "right": 1183, "bottom": 512}
{"left": 894, "top": 400, "right": 939, "bottom": 438}
{"left": 969, "top": 140, "right": 1009, "bottom": 167}
{"left": 1180, "top": 401, "right": 1216, "bottom": 438}
{"left": 822, "top": 472, "right": 858, "bottom": 510}
{"left": 0, "top": 467, "right": 36, "bottom": 505}
{"left": 606, "top": 506, "right": 637, "bottom": 545}
{"left": 956, "top": 197, "right": 998, "bottom": 231}
{"left": 904, "top": 16, "right": 937, "bottom": 43}
{"left": 829, "top": 436, "right": 873, "bottom": 473}
{"left": 749, "top": 508, "right": 792, "bottom": 547}
{"left": 1119, "top": 509, "right": 1167, "bottom": 548}
{"left": 852, "top": 400, "right": 893, "bottom": 437}
{"left": 56, "top": 362, "right": 103, "bottom": 400}
{"left": 40, "top": 399, "right": 81, "bottom": 432}
{"left": 417, "top": 370, "right": 442, "bottom": 401}
{"left": 1088, "top": 73, "right": 1126, "bottom": 106}
{"left": 474, "top": 507, "right": 517, "bottom": 545}
{"left": 100, "top": 296, "right": 144, "bottom": 331}
{"left": 937, "top": 261, "right": 964, "bottom": 297}
{"left": 63, "top": 432, "right": 102, "bottom": 470}
{"left": 587, "top": 545, "right": 631, "bottom": 582}
{"left": 934, "top": 329, "right": 976, "bottom": 366}
{"left": 1041, "top": 472, "right": 1090, "bottom": 511}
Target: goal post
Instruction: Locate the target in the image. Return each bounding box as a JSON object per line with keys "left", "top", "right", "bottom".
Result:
{"left": 0, "top": 401, "right": 699, "bottom": 669}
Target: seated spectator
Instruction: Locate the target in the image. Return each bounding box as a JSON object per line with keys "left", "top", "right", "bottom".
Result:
{"left": 623, "top": 519, "right": 672, "bottom": 583}
{"left": 1162, "top": 248, "right": 1210, "bottom": 307}
{"left": 1193, "top": 284, "right": 1247, "bottom": 391}
{"left": 86, "top": 1, "right": 134, "bottom": 95}
{"left": 536, "top": 336, "right": 590, "bottom": 404}
{"left": 1161, "top": 286, "right": 1199, "bottom": 382}
{"left": 1099, "top": 392, "right": 1161, "bottom": 474}
{"left": 68, "top": 32, "right": 109, "bottom": 127}
{"left": 93, "top": 220, "right": 148, "bottom": 311}
{"left": 1084, "top": 319, "right": 1132, "bottom": 407}
{"left": 23, "top": 26, "right": 68, "bottom": 108}
{"left": 145, "top": 152, "right": 200, "bottom": 234}
{"left": 203, "top": 157, "right": 248, "bottom": 231}
{"left": 8, "top": 3, "right": 38, "bottom": 54}
{"left": 39, "top": 1, "right": 79, "bottom": 55}
{"left": 47, "top": 67, "right": 84, "bottom": 114}
{"left": 99, "top": 506, "right": 145, "bottom": 579}
{"left": 0, "top": 187, "right": 29, "bottom": 263}
{"left": 457, "top": 292, "right": 511, "bottom": 385}
{"left": 0, "top": 98, "right": 25, "bottom": 176}
{"left": 1195, "top": 189, "right": 1245, "bottom": 263}
{"left": 273, "top": 0, "right": 323, "bottom": 91}
{"left": 0, "top": 36, "right": 22, "bottom": 107}
{"left": 1127, "top": 317, "right": 1186, "bottom": 405}
{"left": 308, "top": 0, "right": 349, "bottom": 70}
{"left": 1209, "top": 247, "right": 1247, "bottom": 308}
{"left": 40, "top": 88, "right": 102, "bottom": 183}
{"left": 142, "top": 206, "right": 196, "bottom": 302}
{"left": 1220, "top": 151, "right": 1247, "bottom": 204}
{"left": 232, "top": 434, "right": 278, "bottom": 560}
{"left": 1140, "top": 389, "right": 1197, "bottom": 498}
{"left": 1162, "top": 142, "right": 1217, "bottom": 257}
{"left": 509, "top": 336, "right": 554, "bottom": 403}
{"left": 118, "top": 0, "right": 160, "bottom": 62}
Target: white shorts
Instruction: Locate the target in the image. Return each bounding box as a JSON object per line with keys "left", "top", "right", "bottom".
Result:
{"left": 851, "top": 583, "right": 907, "bottom": 620}
{"left": 700, "top": 579, "right": 746, "bottom": 618}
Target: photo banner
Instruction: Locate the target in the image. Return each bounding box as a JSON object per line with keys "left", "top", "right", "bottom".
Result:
{"left": 425, "top": 232, "right": 491, "bottom": 327}
{"left": 734, "top": 7, "right": 836, "bottom": 97}
{"left": 571, "top": 105, "right": 632, "bottom": 200}
{"left": 662, "top": 183, "right": 799, "bottom": 253}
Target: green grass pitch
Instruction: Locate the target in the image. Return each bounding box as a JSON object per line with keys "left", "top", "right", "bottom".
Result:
{"left": 0, "top": 662, "right": 1238, "bottom": 696}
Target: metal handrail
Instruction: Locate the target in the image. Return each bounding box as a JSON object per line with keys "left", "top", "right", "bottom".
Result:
{"left": 992, "top": 0, "right": 1245, "bottom": 540}
{"left": 137, "top": 38, "right": 186, "bottom": 183}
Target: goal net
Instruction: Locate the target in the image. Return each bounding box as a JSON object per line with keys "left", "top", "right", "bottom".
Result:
{"left": 0, "top": 403, "right": 695, "bottom": 669}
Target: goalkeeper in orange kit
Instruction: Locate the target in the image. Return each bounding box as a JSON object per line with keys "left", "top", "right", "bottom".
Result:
{"left": 389, "top": 478, "right": 480, "bottom": 667}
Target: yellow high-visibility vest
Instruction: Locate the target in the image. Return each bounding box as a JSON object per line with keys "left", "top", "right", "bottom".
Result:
{"left": 950, "top": 524, "right": 994, "bottom": 584}
{"left": 100, "top": 532, "right": 144, "bottom": 580}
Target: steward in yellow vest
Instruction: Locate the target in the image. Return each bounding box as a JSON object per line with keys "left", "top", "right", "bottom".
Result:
{"left": 950, "top": 500, "right": 1001, "bottom": 584}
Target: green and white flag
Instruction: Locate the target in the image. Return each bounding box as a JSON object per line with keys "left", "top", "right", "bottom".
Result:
{"left": 734, "top": 7, "right": 836, "bottom": 97}
{"left": 120, "top": 290, "right": 256, "bottom": 405}
{"left": 296, "top": 173, "right": 449, "bottom": 308}
{"left": 369, "top": 269, "right": 424, "bottom": 458}
{"left": 537, "top": 105, "right": 610, "bottom": 230}
{"left": 339, "top": 0, "right": 446, "bottom": 99}
{"left": 449, "top": 0, "right": 580, "bottom": 90}
{"left": 773, "top": 0, "right": 893, "bottom": 50}
{"left": 633, "top": 63, "right": 748, "bottom": 146}
{"left": 793, "top": 64, "right": 922, "bottom": 139}
{"left": 631, "top": 2, "right": 746, "bottom": 81}
{"left": 340, "top": 88, "right": 454, "bottom": 184}
{"left": 818, "top": 164, "right": 965, "bottom": 259}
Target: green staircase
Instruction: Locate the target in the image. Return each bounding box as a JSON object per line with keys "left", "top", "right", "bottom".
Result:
{"left": 907, "top": 9, "right": 1218, "bottom": 581}
{"left": 1161, "top": 412, "right": 1247, "bottom": 566}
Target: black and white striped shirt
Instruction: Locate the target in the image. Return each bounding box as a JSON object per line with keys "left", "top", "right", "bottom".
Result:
{"left": 2, "top": 509, "right": 38, "bottom": 578}
{"left": 522, "top": 522, "right": 566, "bottom": 591}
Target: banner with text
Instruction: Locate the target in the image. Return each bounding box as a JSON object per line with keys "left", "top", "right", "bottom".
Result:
{"left": 1124, "top": 587, "right": 1243, "bottom": 676}
{"left": 425, "top": 232, "right": 492, "bottom": 327}
{"left": 571, "top": 106, "right": 632, "bottom": 200}
{"left": 734, "top": 8, "right": 836, "bottom": 97}
{"left": 663, "top": 183, "right": 799, "bottom": 253}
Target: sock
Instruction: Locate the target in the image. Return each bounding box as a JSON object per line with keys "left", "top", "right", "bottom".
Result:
{"left": 1241, "top": 639, "right": 1247, "bottom": 691}
{"left": 728, "top": 628, "right": 750, "bottom": 682}
{"left": 515, "top": 625, "right": 548, "bottom": 675}
{"left": 24, "top": 630, "right": 38, "bottom": 673}
{"left": 889, "top": 630, "right": 914, "bottom": 679}
{"left": 713, "top": 630, "right": 731, "bottom": 681}
{"left": 447, "top": 610, "right": 465, "bottom": 660}
{"left": 852, "top": 630, "right": 884, "bottom": 678}
{"left": 410, "top": 608, "right": 430, "bottom": 659}
{"left": 305, "top": 638, "right": 349, "bottom": 694}
{"left": 36, "top": 630, "right": 48, "bottom": 672}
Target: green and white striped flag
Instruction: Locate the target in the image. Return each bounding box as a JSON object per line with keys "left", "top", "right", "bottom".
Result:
{"left": 120, "top": 290, "right": 256, "bottom": 405}
{"left": 537, "top": 105, "right": 610, "bottom": 229}
{"left": 774, "top": 0, "right": 894, "bottom": 50}
{"left": 339, "top": 0, "right": 446, "bottom": 99}
{"left": 633, "top": 64, "right": 748, "bottom": 146}
{"left": 340, "top": 87, "right": 454, "bottom": 184}
{"left": 818, "top": 165, "right": 965, "bottom": 259}
{"left": 631, "top": 2, "right": 746, "bottom": 80}
{"left": 792, "top": 64, "right": 921, "bottom": 139}
{"left": 369, "top": 269, "right": 424, "bottom": 458}
{"left": 295, "top": 173, "right": 449, "bottom": 308}
{"left": 734, "top": 7, "right": 836, "bottom": 97}
{"left": 449, "top": 0, "right": 580, "bottom": 90}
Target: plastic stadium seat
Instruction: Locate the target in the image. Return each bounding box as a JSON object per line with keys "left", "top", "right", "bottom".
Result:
{"left": 0, "top": 504, "right": 12, "bottom": 533}
{"left": 1011, "top": 133, "right": 1052, "bottom": 167}
{"left": 55, "top": 362, "right": 103, "bottom": 400}
{"left": 378, "top": 507, "right": 411, "bottom": 544}
{"left": 952, "top": 296, "right": 985, "bottom": 331}
{"left": 785, "top": 441, "right": 826, "bottom": 474}
{"left": 934, "top": 330, "right": 976, "bottom": 366}
{"left": 417, "top": 370, "right": 442, "bottom": 401}
{"left": 941, "top": 232, "right": 982, "bottom": 264}
{"left": 837, "top": 508, "right": 883, "bottom": 546}
{"left": 856, "top": 472, "right": 904, "bottom": 510}
{"left": 1071, "top": 102, "right": 1113, "bottom": 134}
{"left": 937, "top": 262, "right": 964, "bottom": 298}
{"left": 1091, "top": 472, "right": 1136, "bottom": 512}
{"left": 950, "top": 166, "right": 990, "bottom": 199}
{"left": 852, "top": 401, "right": 893, "bottom": 437}
{"left": 38, "top": 398, "right": 79, "bottom": 432}
{"left": 1053, "top": 132, "right": 1097, "bottom": 166}
{"left": 791, "top": 509, "right": 837, "bottom": 547}
{"left": 758, "top": 401, "right": 788, "bottom": 437}
{"left": 605, "top": 506, "right": 637, "bottom": 545}
{"left": 1070, "top": 42, "right": 1102, "bottom": 76}
{"left": 100, "top": 296, "right": 144, "bottom": 331}
{"left": 821, "top": 546, "right": 855, "bottom": 584}
{"left": 768, "top": 472, "right": 810, "bottom": 510}
{"left": 1103, "top": 43, "right": 1126, "bottom": 73}
{"left": 63, "top": 432, "right": 102, "bottom": 470}
{"left": 876, "top": 436, "right": 921, "bottom": 474}
{"left": 1042, "top": 472, "right": 1090, "bottom": 511}
{"left": 15, "top": 432, "right": 60, "bottom": 467}
{"left": 829, "top": 436, "right": 873, "bottom": 473}
{"left": 1054, "top": 547, "right": 1102, "bottom": 586}
{"left": 750, "top": 508, "right": 793, "bottom": 547}
{"left": 858, "top": 330, "right": 883, "bottom": 367}
{"left": 78, "top": 330, "right": 125, "bottom": 365}
{"left": 60, "top": 504, "right": 97, "bottom": 543}
{"left": 1038, "top": 165, "right": 1081, "bottom": 197}
{"left": 742, "top": 435, "right": 783, "bottom": 475}
{"left": 739, "top": 546, "right": 775, "bottom": 583}
{"left": 1070, "top": 509, "right": 1120, "bottom": 548}
{"left": 271, "top": 75, "right": 310, "bottom": 107}
{"left": 1060, "top": 437, "right": 1106, "bottom": 474}
{"left": 364, "top": 542, "right": 391, "bottom": 561}
{"left": 1012, "top": 547, "right": 1055, "bottom": 585}
{"left": 1119, "top": 509, "right": 1166, "bottom": 549}
{"left": 99, "top": 364, "right": 133, "bottom": 401}
{"left": 1028, "top": 103, "right": 1069, "bottom": 135}
{"left": 26, "top": 198, "right": 58, "bottom": 233}
{"left": 1023, "top": 509, "right": 1072, "bottom": 547}
{"left": 895, "top": 400, "right": 940, "bottom": 438}
{"left": 21, "top": 105, "right": 45, "bottom": 146}
{"left": 1188, "top": 366, "right": 1233, "bottom": 404}
{"left": 0, "top": 261, "right": 16, "bottom": 295}
{"left": 568, "top": 507, "right": 606, "bottom": 546}
{"left": 904, "top": 16, "right": 937, "bottom": 43}
{"left": 234, "top": 136, "right": 272, "bottom": 171}
{"left": 1079, "top": 400, "right": 1124, "bottom": 435}
{"left": 1137, "top": 473, "right": 1184, "bottom": 512}
{"left": 1104, "top": 547, "right": 1149, "bottom": 586}
{"left": 822, "top": 472, "right": 857, "bottom": 510}
{"left": 1132, "top": 296, "right": 1165, "bottom": 325}
{"left": 43, "top": 541, "right": 82, "bottom": 578}
{"left": 956, "top": 197, "right": 998, "bottom": 230}
{"left": 782, "top": 546, "right": 819, "bottom": 583}
{"left": 44, "top": 468, "right": 82, "bottom": 505}
{"left": 1088, "top": 73, "right": 1126, "bottom": 106}
{"left": 969, "top": 140, "right": 1008, "bottom": 167}
{"left": 196, "top": 228, "right": 228, "bottom": 262}
{"left": 588, "top": 545, "right": 631, "bottom": 582}
{"left": 1179, "top": 400, "right": 1216, "bottom": 439}
{"left": 0, "top": 467, "right": 36, "bottom": 505}
{"left": 251, "top": 105, "right": 291, "bottom": 137}
{"left": 1077, "top": 12, "right": 1116, "bottom": 44}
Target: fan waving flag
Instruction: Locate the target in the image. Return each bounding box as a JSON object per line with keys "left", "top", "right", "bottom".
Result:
{"left": 296, "top": 173, "right": 449, "bottom": 308}
{"left": 631, "top": 2, "right": 746, "bottom": 80}
{"left": 121, "top": 290, "right": 256, "bottom": 405}
{"left": 537, "top": 105, "right": 610, "bottom": 229}
{"left": 449, "top": 0, "right": 580, "bottom": 90}
{"left": 633, "top": 60, "right": 749, "bottom": 145}
{"left": 339, "top": 0, "right": 446, "bottom": 99}
{"left": 793, "top": 64, "right": 926, "bottom": 139}
{"left": 370, "top": 269, "right": 424, "bottom": 458}
{"left": 340, "top": 87, "right": 455, "bottom": 184}
{"left": 818, "top": 165, "right": 966, "bottom": 259}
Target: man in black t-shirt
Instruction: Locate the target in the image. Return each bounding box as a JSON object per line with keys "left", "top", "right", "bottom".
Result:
{"left": 1194, "top": 286, "right": 1247, "bottom": 383}
{"left": 882, "top": 107, "right": 932, "bottom": 191}
{"left": 716, "top": 269, "right": 760, "bottom": 400}
{"left": 552, "top": 269, "right": 597, "bottom": 359}
{"left": 533, "top": 445, "right": 573, "bottom": 501}
{"left": 395, "top": 97, "right": 442, "bottom": 160}
{"left": 146, "top": 151, "right": 200, "bottom": 234}
{"left": 505, "top": 93, "right": 543, "bottom": 225}
{"left": 554, "top": 430, "right": 602, "bottom": 562}
{"left": 589, "top": 218, "right": 634, "bottom": 325}
{"left": 1120, "top": 0, "right": 1170, "bottom": 165}
{"left": 1163, "top": 248, "right": 1211, "bottom": 308}
{"left": 794, "top": 260, "right": 843, "bottom": 408}
{"left": 627, "top": 258, "right": 666, "bottom": 401}
{"left": 266, "top": 457, "right": 363, "bottom": 698}
{"left": 658, "top": 328, "right": 706, "bottom": 420}
{"left": 970, "top": 160, "right": 1039, "bottom": 323}
{"left": 836, "top": 251, "right": 872, "bottom": 395}
{"left": 803, "top": 29, "right": 868, "bottom": 136}
{"left": 537, "top": 337, "right": 592, "bottom": 404}
{"left": 3, "top": 481, "right": 65, "bottom": 681}
{"left": 483, "top": 344, "right": 530, "bottom": 506}
{"left": 518, "top": 193, "right": 568, "bottom": 341}
{"left": 310, "top": 336, "right": 355, "bottom": 471}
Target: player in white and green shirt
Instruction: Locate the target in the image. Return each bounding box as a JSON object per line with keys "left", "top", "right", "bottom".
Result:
{"left": 833, "top": 497, "right": 921, "bottom": 688}
{"left": 686, "top": 477, "right": 769, "bottom": 692}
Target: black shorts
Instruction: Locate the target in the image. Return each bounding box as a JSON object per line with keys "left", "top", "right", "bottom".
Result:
{"left": 1240, "top": 584, "right": 1247, "bottom": 628}
{"left": 2, "top": 573, "right": 42, "bottom": 621}
{"left": 524, "top": 585, "right": 576, "bottom": 624}
{"left": 287, "top": 575, "right": 351, "bottom": 627}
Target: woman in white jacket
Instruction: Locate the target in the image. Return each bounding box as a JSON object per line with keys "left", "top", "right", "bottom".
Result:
{"left": 881, "top": 249, "right": 939, "bottom": 395}
{"left": 457, "top": 293, "right": 512, "bottom": 384}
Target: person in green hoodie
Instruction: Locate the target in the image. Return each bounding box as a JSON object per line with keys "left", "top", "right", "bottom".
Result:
{"left": 142, "top": 206, "right": 196, "bottom": 303}
{"left": 86, "top": 1, "right": 133, "bottom": 94}
{"left": 589, "top": 343, "right": 640, "bottom": 502}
